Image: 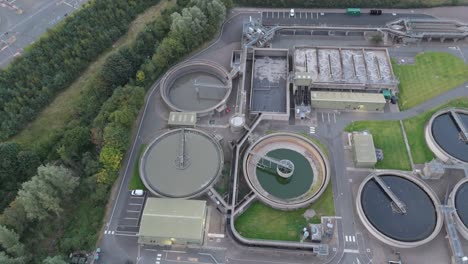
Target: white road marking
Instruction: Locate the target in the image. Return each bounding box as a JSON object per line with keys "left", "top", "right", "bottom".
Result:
{"left": 352, "top": 235, "right": 355, "bottom": 242}
{"left": 111, "top": 231, "right": 115, "bottom": 235}
{"left": 344, "top": 249, "right": 360, "bottom": 253}
{"left": 104, "top": 230, "right": 108, "bottom": 234}
{"left": 345, "top": 235, "right": 349, "bottom": 242}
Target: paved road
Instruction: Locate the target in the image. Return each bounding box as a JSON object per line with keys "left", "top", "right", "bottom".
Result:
{"left": 99, "top": 7, "right": 468, "bottom": 264}
{"left": 0, "top": 0, "right": 87, "bottom": 67}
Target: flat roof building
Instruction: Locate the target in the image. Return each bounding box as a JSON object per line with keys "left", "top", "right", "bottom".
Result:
{"left": 168, "top": 112, "right": 197, "bottom": 127}
{"left": 138, "top": 198, "right": 207, "bottom": 246}
{"left": 352, "top": 132, "right": 377, "bottom": 168}
{"left": 311, "top": 91, "right": 386, "bottom": 112}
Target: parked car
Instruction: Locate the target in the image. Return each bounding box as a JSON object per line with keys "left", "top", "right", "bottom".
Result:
{"left": 290, "top": 9, "right": 295, "bottom": 17}
{"left": 94, "top": 248, "right": 101, "bottom": 261}
{"left": 131, "top": 189, "right": 144, "bottom": 196}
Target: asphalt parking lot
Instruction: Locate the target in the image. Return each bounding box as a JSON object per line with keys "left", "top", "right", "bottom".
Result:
{"left": 0, "top": 0, "right": 88, "bottom": 67}
{"left": 139, "top": 247, "right": 220, "bottom": 264}
{"left": 115, "top": 191, "right": 146, "bottom": 235}
{"left": 261, "top": 11, "right": 432, "bottom": 27}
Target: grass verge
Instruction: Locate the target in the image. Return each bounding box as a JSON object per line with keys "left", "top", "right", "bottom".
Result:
{"left": 234, "top": 183, "right": 334, "bottom": 241}
{"left": 393, "top": 52, "right": 468, "bottom": 111}
{"left": 403, "top": 97, "right": 468, "bottom": 164}
{"left": 345, "top": 120, "right": 412, "bottom": 170}
{"left": 129, "top": 144, "right": 147, "bottom": 190}
{"left": 12, "top": 0, "right": 175, "bottom": 145}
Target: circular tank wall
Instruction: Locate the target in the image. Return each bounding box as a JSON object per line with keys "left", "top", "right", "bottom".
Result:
{"left": 425, "top": 108, "right": 468, "bottom": 164}
{"left": 449, "top": 178, "right": 468, "bottom": 240}
{"left": 160, "top": 60, "right": 232, "bottom": 116}
{"left": 139, "top": 128, "right": 224, "bottom": 198}
{"left": 243, "top": 133, "right": 330, "bottom": 210}
{"left": 356, "top": 171, "right": 443, "bottom": 248}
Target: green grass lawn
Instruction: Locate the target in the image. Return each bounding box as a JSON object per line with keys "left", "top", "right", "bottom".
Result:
{"left": 11, "top": 0, "right": 175, "bottom": 145}
{"left": 234, "top": 183, "right": 335, "bottom": 241}
{"left": 345, "top": 121, "right": 412, "bottom": 170}
{"left": 128, "top": 144, "right": 147, "bottom": 190}
{"left": 392, "top": 52, "right": 468, "bottom": 111}
{"left": 403, "top": 97, "right": 468, "bottom": 164}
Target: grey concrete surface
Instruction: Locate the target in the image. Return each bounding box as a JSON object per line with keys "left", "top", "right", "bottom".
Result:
{"left": 0, "top": 0, "right": 87, "bottom": 67}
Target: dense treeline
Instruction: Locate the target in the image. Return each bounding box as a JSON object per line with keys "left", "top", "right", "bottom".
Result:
{"left": 0, "top": 0, "right": 162, "bottom": 141}
{"left": 234, "top": 0, "right": 464, "bottom": 8}
{"left": 0, "top": 0, "right": 227, "bottom": 262}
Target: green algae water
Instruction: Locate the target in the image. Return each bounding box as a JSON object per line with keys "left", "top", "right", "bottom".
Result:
{"left": 256, "top": 148, "right": 313, "bottom": 199}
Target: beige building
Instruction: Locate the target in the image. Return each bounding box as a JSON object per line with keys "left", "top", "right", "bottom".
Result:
{"left": 138, "top": 198, "right": 207, "bottom": 246}
{"left": 311, "top": 91, "right": 386, "bottom": 112}
{"left": 352, "top": 133, "right": 377, "bottom": 168}
{"left": 167, "top": 112, "right": 197, "bottom": 127}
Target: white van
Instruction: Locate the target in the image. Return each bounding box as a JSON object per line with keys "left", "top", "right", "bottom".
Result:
{"left": 290, "top": 9, "right": 295, "bottom": 17}
{"left": 131, "top": 189, "right": 144, "bottom": 196}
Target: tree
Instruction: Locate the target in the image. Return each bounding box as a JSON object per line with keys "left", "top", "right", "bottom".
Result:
{"left": 170, "top": 6, "right": 207, "bottom": 50}
{"left": 57, "top": 126, "right": 91, "bottom": 162}
{"left": 0, "top": 225, "right": 27, "bottom": 264}
{"left": 99, "top": 146, "right": 123, "bottom": 174}
{"left": 17, "top": 165, "right": 79, "bottom": 221}
{"left": 42, "top": 256, "right": 67, "bottom": 264}
{"left": 370, "top": 33, "right": 384, "bottom": 45}
{"left": 0, "top": 201, "right": 28, "bottom": 235}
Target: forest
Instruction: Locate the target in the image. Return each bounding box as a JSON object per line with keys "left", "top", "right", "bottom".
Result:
{"left": 0, "top": 0, "right": 228, "bottom": 263}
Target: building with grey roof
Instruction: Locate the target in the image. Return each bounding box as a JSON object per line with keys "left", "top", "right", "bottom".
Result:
{"left": 352, "top": 132, "right": 377, "bottom": 168}
{"left": 138, "top": 198, "right": 207, "bottom": 246}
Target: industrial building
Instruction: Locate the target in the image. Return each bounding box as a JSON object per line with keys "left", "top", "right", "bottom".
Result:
{"left": 138, "top": 198, "right": 207, "bottom": 246}
{"left": 293, "top": 46, "right": 398, "bottom": 92}
{"left": 352, "top": 132, "right": 377, "bottom": 168}
{"left": 311, "top": 91, "right": 386, "bottom": 111}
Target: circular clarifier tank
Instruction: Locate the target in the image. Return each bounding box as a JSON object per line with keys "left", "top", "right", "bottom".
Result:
{"left": 426, "top": 108, "right": 468, "bottom": 164}
{"left": 160, "top": 60, "right": 232, "bottom": 116}
{"left": 140, "top": 128, "right": 224, "bottom": 198}
{"left": 449, "top": 178, "right": 468, "bottom": 240}
{"left": 356, "top": 171, "right": 442, "bottom": 248}
{"left": 243, "top": 133, "right": 330, "bottom": 210}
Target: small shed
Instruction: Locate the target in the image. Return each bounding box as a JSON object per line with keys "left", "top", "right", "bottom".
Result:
{"left": 138, "top": 198, "right": 207, "bottom": 246}
{"left": 168, "top": 112, "right": 197, "bottom": 127}
{"left": 352, "top": 132, "right": 377, "bottom": 168}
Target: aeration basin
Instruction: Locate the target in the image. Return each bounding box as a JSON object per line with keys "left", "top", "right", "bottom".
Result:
{"left": 160, "top": 60, "right": 232, "bottom": 116}
{"left": 243, "top": 133, "right": 330, "bottom": 210}
{"left": 356, "top": 171, "right": 442, "bottom": 248}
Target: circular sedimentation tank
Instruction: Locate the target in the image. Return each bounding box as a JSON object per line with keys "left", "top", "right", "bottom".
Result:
{"left": 449, "top": 178, "right": 468, "bottom": 240}
{"left": 160, "top": 60, "right": 232, "bottom": 116}
{"left": 140, "top": 128, "right": 223, "bottom": 198}
{"left": 425, "top": 108, "right": 468, "bottom": 164}
{"left": 356, "top": 171, "right": 442, "bottom": 248}
{"left": 243, "top": 133, "right": 330, "bottom": 210}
